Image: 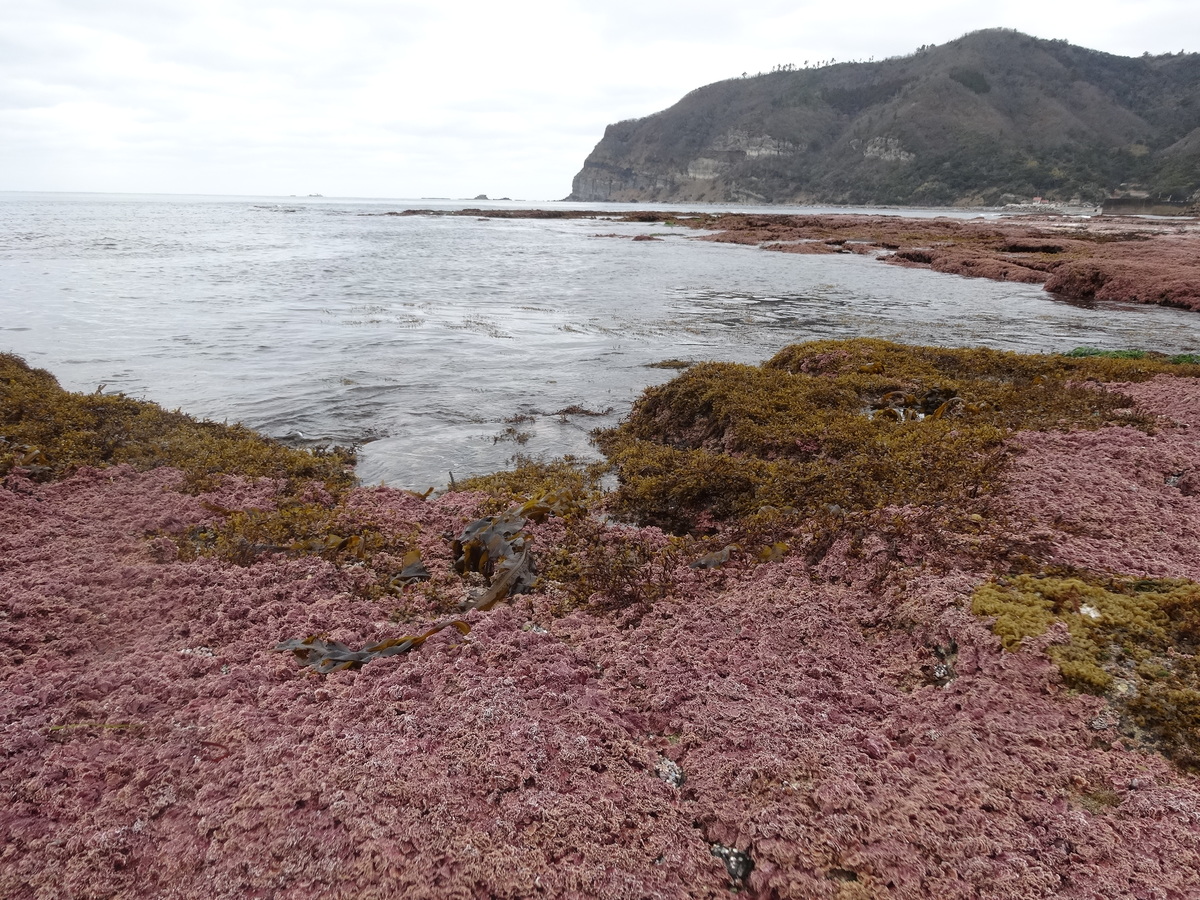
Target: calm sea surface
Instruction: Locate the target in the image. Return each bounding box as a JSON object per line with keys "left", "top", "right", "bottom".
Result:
{"left": 3, "top": 192, "right": 1199, "bottom": 489}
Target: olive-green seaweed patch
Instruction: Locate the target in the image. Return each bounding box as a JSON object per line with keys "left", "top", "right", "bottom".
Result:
{"left": 185, "top": 502, "right": 385, "bottom": 565}
{"left": 973, "top": 574, "right": 1200, "bottom": 771}
{"left": 180, "top": 500, "right": 443, "bottom": 604}
{"left": 0, "top": 352, "right": 355, "bottom": 492}
{"left": 1066, "top": 346, "right": 1200, "bottom": 364}
{"left": 457, "top": 455, "right": 605, "bottom": 512}
{"left": 595, "top": 338, "right": 1195, "bottom": 532}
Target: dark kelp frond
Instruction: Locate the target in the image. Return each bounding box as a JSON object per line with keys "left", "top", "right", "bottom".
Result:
{"left": 274, "top": 620, "right": 471, "bottom": 673}
{"left": 393, "top": 549, "right": 432, "bottom": 585}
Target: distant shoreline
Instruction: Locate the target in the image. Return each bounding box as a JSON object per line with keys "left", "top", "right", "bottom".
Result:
{"left": 385, "top": 207, "right": 1200, "bottom": 313}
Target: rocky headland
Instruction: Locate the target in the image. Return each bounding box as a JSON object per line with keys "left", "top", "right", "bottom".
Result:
{"left": 566, "top": 30, "right": 1200, "bottom": 207}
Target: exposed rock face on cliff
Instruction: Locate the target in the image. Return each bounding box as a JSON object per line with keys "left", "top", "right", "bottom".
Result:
{"left": 568, "top": 29, "right": 1200, "bottom": 206}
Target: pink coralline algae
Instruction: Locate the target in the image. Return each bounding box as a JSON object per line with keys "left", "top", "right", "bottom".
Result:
{"left": 998, "top": 376, "right": 1200, "bottom": 580}
{"left": 5, "top": 382, "right": 1200, "bottom": 899}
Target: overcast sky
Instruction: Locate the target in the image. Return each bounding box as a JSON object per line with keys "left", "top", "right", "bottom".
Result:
{"left": 2, "top": 1, "right": 1197, "bottom": 201}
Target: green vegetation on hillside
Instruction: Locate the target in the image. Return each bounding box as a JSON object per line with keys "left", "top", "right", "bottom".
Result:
{"left": 570, "top": 29, "right": 1200, "bottom": 206}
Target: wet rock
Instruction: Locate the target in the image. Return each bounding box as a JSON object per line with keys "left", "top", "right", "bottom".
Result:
{"left": 710, "top": 843, "right": 754, "bottom": 884}
{"left": 654, "top": 756, "right": 684, "bottom": 788}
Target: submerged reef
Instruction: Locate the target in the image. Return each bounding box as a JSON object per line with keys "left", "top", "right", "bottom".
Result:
{"left": 3, "top": 343, "right": 1200, "bottom": 899}
{"left": 689, "top": 212, "right": 1200, "bottom": 313}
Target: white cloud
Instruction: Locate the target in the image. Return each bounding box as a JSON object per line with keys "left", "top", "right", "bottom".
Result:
{"left": 2, "top": 0, "right": 1197, "bottom": 199}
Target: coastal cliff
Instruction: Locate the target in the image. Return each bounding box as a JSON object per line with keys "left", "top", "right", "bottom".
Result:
{"left": 569, "top": 29, "right": 1200, "bottom": 207}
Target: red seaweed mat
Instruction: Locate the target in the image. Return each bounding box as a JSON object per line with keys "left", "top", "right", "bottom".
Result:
{"left": 4, "top": 376, "right": 1200, "bottom": 899}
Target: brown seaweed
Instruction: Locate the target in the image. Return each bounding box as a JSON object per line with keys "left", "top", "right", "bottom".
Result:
{"left": 450, "top": 489, "right": 583, "bottom": 608}
{"left": 452, "top": 507, "right": 535, "bottom": 608}
{"left": 689, "top": 544, "right": 740, "bottom": 569}
{"left": 595, "top": 338, "right": 1186, "bottom": 533}
{"left": 391, "top": 549, "right": 431, "bottom": 586}
{"left": 0, "top": 436, "right": 53, "bottom": 479}
{"left": 453, "top": 510, "right": 527, "bottom": 579}
{"left": 0, "top": 352, "right": 356, "bottom": 491}
{"left": 274, "top": 620, "right": 471, "bottom": 674}
{"left": 552, "top": 405, "right": 614, "bottom": 418}
{"left": 458, "top": 547, "right": 532, "bottom": 612}
{"left": 973, "top": 574, "right": 1200, "bottom": 770}
{"left": 514, "top": 488, "right": 583, "bottom": 523}
{"left": 286, "top": 533, "right": 376, "bottom": 560}
{"left": 756, "top": 541, "right": 789, "bottom": 563}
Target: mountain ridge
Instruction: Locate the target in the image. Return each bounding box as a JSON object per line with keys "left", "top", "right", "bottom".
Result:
{"left": 568, "top": 29, "right": 1200, "bottom": 207}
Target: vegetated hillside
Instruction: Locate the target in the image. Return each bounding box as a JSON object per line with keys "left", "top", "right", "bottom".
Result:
{"left": 568, "top": 29, "right": 1200, "bottom": 207}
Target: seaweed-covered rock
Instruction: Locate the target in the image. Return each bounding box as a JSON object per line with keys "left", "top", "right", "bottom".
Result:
{"left": 596, "top": 338, "right": 1195, "bottom": 532}
{"left": 0, "top": 352, "right": 354, "bottom": 490}
{"left": 5, "top": 347, "right": 1200, "bottom": 898}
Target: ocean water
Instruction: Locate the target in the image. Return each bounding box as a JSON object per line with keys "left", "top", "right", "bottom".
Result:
{"left": 3, "top": 192, "right": 1199, "bottom": 490}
